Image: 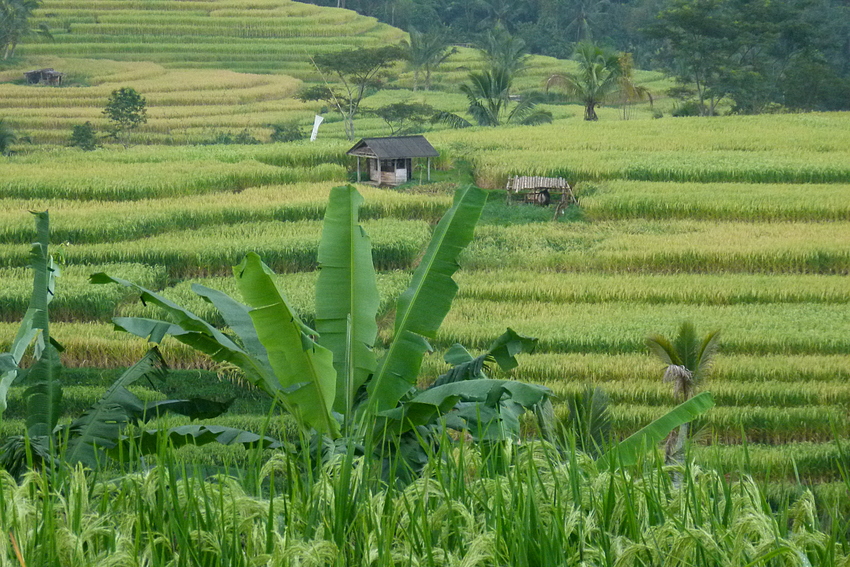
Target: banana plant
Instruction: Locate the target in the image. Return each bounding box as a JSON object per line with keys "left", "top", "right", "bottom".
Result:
{"left": 0, "top": 212, "right": 278, "bottom": 477}
{"left": 94, "top": 185, "right": 552, "bottom": 450}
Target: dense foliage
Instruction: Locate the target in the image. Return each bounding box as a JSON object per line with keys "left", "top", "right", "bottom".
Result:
{"left": 303, "top": 0, "right": 850, "bottom": 112}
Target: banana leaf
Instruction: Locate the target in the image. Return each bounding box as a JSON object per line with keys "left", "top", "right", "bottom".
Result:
{"left": 91, "top": 273, "right": 278, "bottom": 395}
{"left": 431, "top": 328, "right": 537, "bottom": 387}
{"left": 191, "top": 283, "right": 272, "bottom": 369}
{"left": 235, "top": 253, "right": 339, "bottom": 437}
{"left": 22, "top": 211, "right": 63, "bottom": 438}
{"left": 597, "top": 391, "right": 715, "bottom": 470}
{"left": 315, "top": 185, "right": 379, "bottom": 415}
{"left": 108, "top": 424, "right": 284, "bottom": 458}
{"left": 63, "top": 347, "right": 168, "bottom": 466}
{"left": 367, "top": 186, "right": 486, "bottom": 412}
{"left": 413, "top": 379, "right": 552, "bottom": 441}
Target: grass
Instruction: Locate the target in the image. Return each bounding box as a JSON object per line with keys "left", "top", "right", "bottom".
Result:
{"left": 0, "top": 441, "right": 846, "bottom": 566}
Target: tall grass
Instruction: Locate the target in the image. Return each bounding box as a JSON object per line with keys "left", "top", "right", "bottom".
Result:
{"left": 0, "top": 441, "right": 844, "bottom": 566}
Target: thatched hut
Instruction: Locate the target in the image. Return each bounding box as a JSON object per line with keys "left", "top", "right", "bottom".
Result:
{"left": 347, "top": 135, "right": 439, "bottom": 186}
{"left": 506, "top": 175, "right": 575, "bottom": 206}
{"left": 24, "top": 69, "right": 65, "bottom": 86}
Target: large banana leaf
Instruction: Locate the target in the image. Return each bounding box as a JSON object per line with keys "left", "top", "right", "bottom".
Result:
{"left": 63, "top": 347, "right": 168, "bottom": 467}
{"left": 597, "top": 391, "right": 715, "bottom": 470}
{"left": 367, "top": 186, "right": 487, "bottom": 412}
{"left": 22, "top": 211, "right": 63, "bottom": 438}
{"left": 235, "top": 254, "right": 339, "bottom": 437}
{"left": 315, "top": 185, "right": 379, "bottom": 415}
{"left": 192, "top": 283, "right": 271, "bottom": 369}
{"left": 91, "top": 274, "right": 278, "bottom": 395}
{"left": 108, "top": 424, "right": 284, "bottom": 458}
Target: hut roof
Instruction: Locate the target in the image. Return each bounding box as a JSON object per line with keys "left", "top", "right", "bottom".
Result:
{"left": 506, "top": 176, "right": 570, "bottom": 192}
{"left": 347, "top": 135, "right": 439, "bottom": 159}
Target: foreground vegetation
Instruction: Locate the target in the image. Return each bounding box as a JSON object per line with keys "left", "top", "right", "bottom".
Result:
{"left": 4, "top": 442, "right": 849, "bottom": 567}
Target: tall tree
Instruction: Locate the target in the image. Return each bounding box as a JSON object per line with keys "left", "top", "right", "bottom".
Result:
{"left": 0, "top": 0, "right": 51, "bottom": 60}
{"left": 408, "top": 27, "right": 456, "bottom": 91}
{"left": 300, "top": 45, "right": 406, "bottom": 140}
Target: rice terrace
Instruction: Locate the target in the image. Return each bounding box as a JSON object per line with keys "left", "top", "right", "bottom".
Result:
{"left": 1, "top": 0, "right": 849, "bottom": 565}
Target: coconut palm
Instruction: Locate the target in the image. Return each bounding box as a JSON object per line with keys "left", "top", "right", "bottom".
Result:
{"left": 407, "top": 28, "right": 456, "bottom": 91}
{"left": 0, "top": 0, "right": 51, "bottom": 60}
{"left": 436, "top": 68, "right": 553, "bottom": 127}
{"left": 547, "top": 41, "right": 648, "bottom": 121}
{"left": 0, "top": 118, "right": 17, "bottom": 155}
{"left": 646, "top": 321, "right": 720, "bottom": 462}
{"left": 477, "top": 25, "right": 530, "bottom": 78}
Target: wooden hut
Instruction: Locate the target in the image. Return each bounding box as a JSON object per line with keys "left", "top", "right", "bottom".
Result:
{"left": 24, "top": 68, "right": 65, "bottom": 86}
{"left": 347, "top": 135, "right": 439, "bottom": 186}
{"left": 506, "top": 175, "right": 576, "bottom": 206}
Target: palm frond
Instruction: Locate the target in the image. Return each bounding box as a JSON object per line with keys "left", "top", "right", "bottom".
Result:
{"left": 431, "top": 111, "right": 473, "bottom": 129}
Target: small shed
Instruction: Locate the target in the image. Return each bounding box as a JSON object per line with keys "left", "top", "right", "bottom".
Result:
{"left": 506, "top": 175, "right": 576, "bottom": 206}
{"left": 24, "top": 68, "right": 65, "bottom": 86}
{"left": 347, "top": 135, "right": 439, "bottom": 186}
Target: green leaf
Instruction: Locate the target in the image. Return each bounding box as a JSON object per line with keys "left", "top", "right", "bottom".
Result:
{"left": 64, "top": 347, "right": 169, "bottom": 467}
{"left": 432, "top": 329, "right": 538, "bottom": 387}
{"left": 25, "top": 343, "right": 63, "bottom": 438}
{"left": 235, "top": 253, "right": 339, "bottom": 437}
{"left": 21, "top": 211, "right": 64, "bottom": 438}
{"left": 597, "top": 391, "right": 715, "bottom": 470}
{"left": 192, "top": 283, "right": 271, "bottom": 366}
{"left": 110, "top": 315, "right": 278, "bottom": 395}
{"left": 93, "top": 271, "right": 279, "bottom": 394}
{"left": 368, "top": 186, "right": 487, "bottom": 412}
{"left": 109, "top": 425, "right": 283, "bottom": 457}
{"left": 315, "top": 185, "right": 379, "bottom": 415}
{"left": 413, "top": 379, "right": 552, "bottom": 441}
{"left": 141, "top": 398, "right": 233, "bottom": 421}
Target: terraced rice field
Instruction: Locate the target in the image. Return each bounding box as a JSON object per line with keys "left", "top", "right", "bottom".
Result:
{"left": 1, "top": 0, "right": 670, "bottom": 143}
{"left": 2, "top": 110, "right": 849, "bottom": 495}
{"left": 26, "top": 0, "right": 404, "bottom": 76}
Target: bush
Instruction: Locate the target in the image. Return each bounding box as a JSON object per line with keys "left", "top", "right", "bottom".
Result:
{"left": 204, "top": 129, "right": 261, "bottom": 145}
{"left": 70, "top": 122, "right": 98, "bottom": 151}
{"left": 671, "top": 101, "right": 704, "bottom": 117}
{"left": 269, "top": 122, "right": 306, "bottom": 143}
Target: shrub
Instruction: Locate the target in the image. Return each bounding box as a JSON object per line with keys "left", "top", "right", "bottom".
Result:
{"left": 269, "top": 121, "right": 306, "bottom": 143}
{"left": 70, "top": 122, "right": 98, "bottom": 151}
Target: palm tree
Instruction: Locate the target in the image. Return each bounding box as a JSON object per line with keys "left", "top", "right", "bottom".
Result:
{"left": 617, "top": 52, "right": 652, "bottom": 120}
{"left": 435, "top": 68, "right": 553, "bottom": 127}
{"left": 646, "top": 321, "right": 720, "bottom": 462}
{"left": 478, "top": 25, "right": 530, "bottom": 78}
{"left": 546, "top": 41, "right": 648, "bottom": 121}
{"left": 0, "top": 118, "right": 17, "bottom": 155}
{"left": 0, "top": 0, "right": 51, "bottom": 60}
{"left": 408, "top": 28, "right": 456, "bottom": 92}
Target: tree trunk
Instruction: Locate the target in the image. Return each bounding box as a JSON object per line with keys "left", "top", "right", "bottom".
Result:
{"left": 413, "top": 69, "right": 419, "bottom": 92}
{"left": 425, "top": 68, "right": 431, "bottom": 91}
{"left": 584, "top": 102, "right": 598, "bottom": 121}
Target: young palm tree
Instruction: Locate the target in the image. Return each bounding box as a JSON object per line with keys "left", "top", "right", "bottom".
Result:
{"left": 407, "top": 28, "right": 456, "bottom": 92}
{"left": 547, "top": 41, "right": 646, "bottom": 121}
{"left": 435, "top": 69, "right": 553, "bottom": 127}
{"left": 0, "top": 118, "right": 17, "bottom": 155}
{"left": 617, "top": 52, "right": 652, "bottom": 120}
{"left": 646, "top": 321, "right": 720, "bottom": 461}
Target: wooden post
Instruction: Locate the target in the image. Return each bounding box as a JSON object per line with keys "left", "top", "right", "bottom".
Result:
{"left": 377, "top": 159, "right": 381, "bottom": 185}
{"left": 356, "top": 157, "right": 361, "bottom": 182}
{"left": 427, "top": 157, "right": 431, "bottom": 181}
